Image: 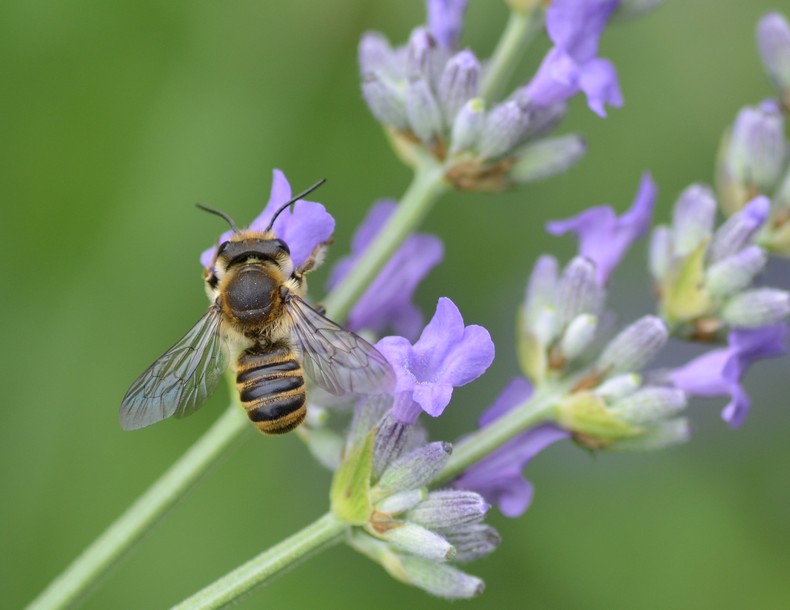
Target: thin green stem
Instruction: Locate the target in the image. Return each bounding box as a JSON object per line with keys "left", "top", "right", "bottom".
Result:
{"left": 173, "top": 513, "right": 347, "bottom": 610}
{"left": 27, "top": 402, "right": 248, "bottom": 610}
{"left": 323, "top": 157, "right": 448, "bottom": 322}
{"left": 434, "top": 381, "right": 570, "bottom": 486}
{"left": 480, "top": 8, "right": 544, "bottom": 103}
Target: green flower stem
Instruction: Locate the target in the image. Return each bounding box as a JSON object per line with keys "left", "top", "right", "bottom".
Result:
{"left": 173, "top": 512, "right": 347, "bottom": 610}
{"left": 27, "top": 401, "right": 248, "bottom": 610}
{"left": 480, "top": 7, "right": 544, "bottom": 104}
{"left": 435, "top": 381, "right": 571, "bottom": 486}
{"left": 323, "top": 157, "right": 448, "bottom": 322}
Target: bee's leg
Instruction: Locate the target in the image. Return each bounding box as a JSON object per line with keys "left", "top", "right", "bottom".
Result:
{"left": 293, "top": 240, "right": 331, "bottom": 280}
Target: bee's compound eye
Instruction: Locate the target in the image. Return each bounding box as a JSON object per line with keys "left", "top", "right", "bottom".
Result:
{"left": 217, "top": 241, "right": 229, "bottom": 256}
{"left": 275, "top": 239, "right": 290, "bottom": 255}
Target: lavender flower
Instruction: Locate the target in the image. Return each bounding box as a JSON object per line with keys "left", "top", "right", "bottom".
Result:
{"left": 546, "top": 172, "right": 657, "bottom": 284}
{"left": 427, "top": 0, "right": 468, "bottom": 49}
{"left": 522, "top": 0, "right": 622, "bottom": 117}
{"left": 328, "top": 201, "right": 443, "bottom": 340}
{"left": 200, "top": 169, "right": 335, "bottom": 271}
{"left": 453, "top": 378, "right": 569, "bottom": 517}
{"left": 669, "top": 323, "right": 788, "bottom": 427}
{"left": 376, "top": 297, "right": 495, "bottom": 424}
{"left": 650, "top": 192, "right": 789, "bottom": 338}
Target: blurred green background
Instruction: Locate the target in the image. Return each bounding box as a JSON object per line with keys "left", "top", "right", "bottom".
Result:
{"left": 3, "top": 1, "right": 790, "bottom": 608}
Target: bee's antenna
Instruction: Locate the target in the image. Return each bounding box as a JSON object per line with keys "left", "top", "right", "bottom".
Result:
{"left": 264, "top": 178, "right": 327, "bottom": 232}
{"left": 195, "top": 203, "right": 240, "bottom": 233}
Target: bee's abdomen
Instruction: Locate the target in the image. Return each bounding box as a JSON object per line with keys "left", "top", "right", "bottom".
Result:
{"left": 236, "top": 343, "right": 306, "bottom": 435}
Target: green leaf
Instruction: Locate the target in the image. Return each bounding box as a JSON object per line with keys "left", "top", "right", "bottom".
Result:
{"left": 330, "top": 430, "right": 376, "bottom": 525}
{"left": 517, "top": 311, "right": 547, "bottom": 384}
{"left": 662, "top": 241, "right": 711, "bottom": 323}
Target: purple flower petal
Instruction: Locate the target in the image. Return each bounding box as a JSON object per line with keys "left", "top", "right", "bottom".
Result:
{"left": 201, "top": 169, "right": 335, "bottom": 271}
{"left": 426, "top": 0, "right": 468, "bottom": 49}
{"left": 453, "top": 378, "right": 569, "bottom": 517}
{"left": 547, "top": 0, "right": 619, "bottom": 62}
{"left": 522, "top": 48, "right": 581, "bottom": 108}
{"left": 328, "top": 201, "right": 443, "bottom": 341}
{"left": 376, "top": 297, "right": 495, "bottom": 423}
{"left": 669, "top": 323, "right": 787, "bottom": 427}
{"left": 579, "top": 58, "right": 623, "bottom": 117}
{"left": 546, "top": 172, "right": 657, "bottom": 284}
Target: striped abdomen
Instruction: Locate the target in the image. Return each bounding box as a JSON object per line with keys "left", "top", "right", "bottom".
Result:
{"left": 235, "top": 342, "right": 306, "bottom": 434}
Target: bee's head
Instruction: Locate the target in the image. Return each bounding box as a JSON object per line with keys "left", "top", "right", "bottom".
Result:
{"left": 214, "top": 235, "right": 293, "bottom": 275}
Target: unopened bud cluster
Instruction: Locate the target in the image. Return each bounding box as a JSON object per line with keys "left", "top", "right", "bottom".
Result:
{"left": 518, "top": 253, "right": 688, "bottom": 450}
{"left": 717, "top": 12, "right": 790, "bottom": 253}
{"left": 359, "top": 25, "right": 585, "bottom": 191}
{"left": 649, "top": 187, "right": 790, "bottom": 339}
{"left": 518, "top": 256, "right": 605, "bottom": 383}
{"left": 331, "top": 400, "right": 498, "bottom": 599}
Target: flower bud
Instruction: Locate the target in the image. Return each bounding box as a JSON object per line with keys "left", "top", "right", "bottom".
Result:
{"left": 705, "top": 245, "right": 767, "bottom": 299}
{"left": 407, "top": 491, "right": 489, "bottom": 529}
{"left": 722, "top": 288, "right": 790, "bottom": 327}
{"left": 359, "top": 32, "right": 396, "bottom": 75}
{"left": 406, "top": 79, "right": 444, "bottom": 143}
{"left": 436, "top": 523, "right": 500, "bottom": 563}
{"left": 610, "top": 388, "right": 687, "bottom": 425}
{"left": 449, "top": 98, "right": 485, "bottom": 154}
{"left": 437, "top": 50, "right": 480, "bottom": 125}
{"left": 671, "top": 184, "right": 716, "bottom": 257}
{"left": 721, "top": 103, "right": 786, "bottom": 196}
{"left": 406, "top": 28, "right": 439, "bottom": 82}
{"left": 377, "top": 489, "right": 426, "bottom": 515}
{"left": 477, "top": 100, "right": 530, "bottom": 160}
{"left": 372, "top": 521, "right": 455, "bottom": 561}
{"left": 648, "top": 226, "right": 671, "bottom": 281}
{"left": 757, "top": 12, "right": 790, "bottom": 110}
{"left": 709, "top": 196, "right": 770, "bottom": 264}
{"left": 399, "top": 555, "right": 484, "bottom": 599}
{"left": 597, "top": 316, "right": 668, "bottom": 375}
{"left": 594, "top": 373, "right": 641, "bottom": 402}
{"left": 560, "top": 314, "right": 598, "bottom": 361}
{"left": 556, "top": 257, "right": 603, "bottom": 327}
{"left": 362, "top": 73, "right": 410, "bottom": 130}
{"left": 524, "top": 255, "right": 559, "bottom": 326}
{"left": 377, "top": 441, "right": 453, "bottom": 491}
{"left": 509, "top": 134, "right": 587, "bottom": 183}
{"left": 611, "top": 418, "right": 691, "bottom": 451}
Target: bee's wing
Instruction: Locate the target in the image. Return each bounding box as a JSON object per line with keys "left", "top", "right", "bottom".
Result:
{"left": 285, "top": 294, "right": 395, "bottom": 396}
{"left": 119, "top": 306, "right": 227, "bottom": 430}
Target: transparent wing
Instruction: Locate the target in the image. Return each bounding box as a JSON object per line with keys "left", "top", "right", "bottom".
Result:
{"left": 119, "top": 306, "right": 227, "bottom": 430}
{"left": 285, "top": 294, "right": 395, "bottom": 396}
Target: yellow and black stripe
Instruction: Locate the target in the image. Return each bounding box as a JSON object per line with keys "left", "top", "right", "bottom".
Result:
{"left": 235, "top": 342, "right": 306, "bottom": 434}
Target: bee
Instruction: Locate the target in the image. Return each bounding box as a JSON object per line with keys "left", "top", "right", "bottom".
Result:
{"left": 120, "top": 180, "right": 394, "bottom": 434}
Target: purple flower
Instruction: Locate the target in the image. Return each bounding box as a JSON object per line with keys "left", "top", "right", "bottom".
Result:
{"left": 200, "top": 169, "right": 335, "bottom": 271}
{"left": 426, "top": 0, "right": 468, "bottom": 49}
{"left": 328, "top": 201, "right": 443, "bottom": 341}
{"left": 669, "top": 323, "right": 788, "bottom": 428}
{"left": 376, "top": 297, "right": 495, "bottom": 424}
{"left": 523, "top": 0, "right": 622, "bottom": 117}
{"left": 453, "top": 378, "right": 569, "bottom": 517}
{"left": 546, "top": 172, "right": 657, "bottom": 285}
